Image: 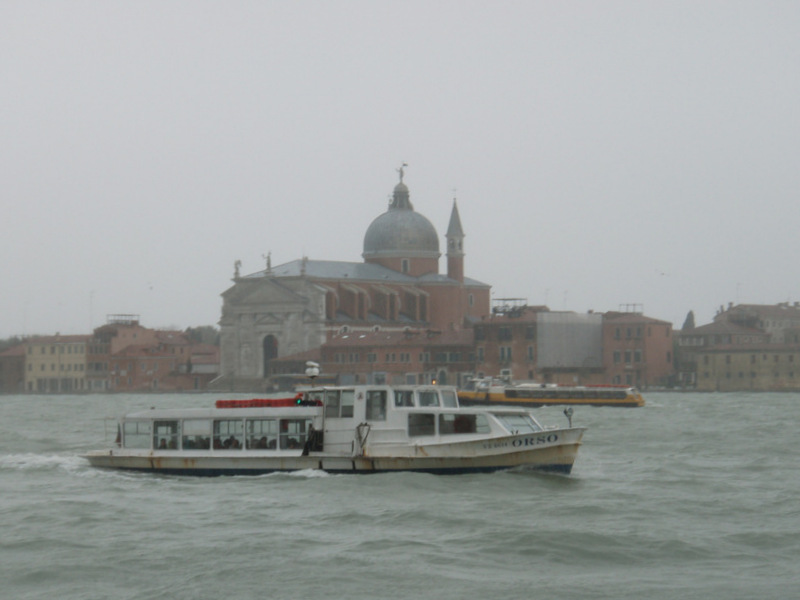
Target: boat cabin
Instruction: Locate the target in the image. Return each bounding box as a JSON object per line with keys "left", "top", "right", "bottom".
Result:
{"left": 116, "top": 385, "right": 547, "bottom": 455}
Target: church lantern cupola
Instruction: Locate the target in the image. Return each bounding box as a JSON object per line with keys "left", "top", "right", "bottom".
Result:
{"left": 362, "top": 165, "right": 441, "bottom": 276}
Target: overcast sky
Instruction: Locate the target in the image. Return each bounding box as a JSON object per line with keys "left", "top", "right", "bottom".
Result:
{"left": 2, "top": 1, "right": 799, "bottom": 338}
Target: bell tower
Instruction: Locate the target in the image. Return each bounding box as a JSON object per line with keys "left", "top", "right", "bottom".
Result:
{"left": 446, "top": 199, "right": 465, "bottom": 282}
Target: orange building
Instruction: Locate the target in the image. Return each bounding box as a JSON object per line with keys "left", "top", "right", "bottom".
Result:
{"left": 603, "top": 311, "right": 674, "bottom": 388}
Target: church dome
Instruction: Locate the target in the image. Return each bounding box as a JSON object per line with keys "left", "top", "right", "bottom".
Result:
{"left": 363, "top": 180, "right": 440, "bottom": 259}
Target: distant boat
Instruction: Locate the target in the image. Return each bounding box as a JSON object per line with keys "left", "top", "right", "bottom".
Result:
{"left": 83, "top": 384, "right": 586, "bottom": 476}
{"left": 458, "top": 378, "right": 644, "bottom": 408}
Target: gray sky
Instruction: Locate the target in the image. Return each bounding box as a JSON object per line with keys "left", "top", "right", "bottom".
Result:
{"left": 2, "top": 1, "right": 799, "bottom": 338}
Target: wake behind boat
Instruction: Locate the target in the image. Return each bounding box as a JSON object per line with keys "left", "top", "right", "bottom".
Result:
{"left": 82, "top": 384, "right": 585, "bottom": 476}
{"left": 458, "top": 378, "right": 645, "bottom": 408}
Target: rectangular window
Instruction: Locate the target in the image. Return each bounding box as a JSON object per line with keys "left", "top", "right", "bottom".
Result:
{"left": 153, "top": 420, "right": 180, "bottom": 450}
{"left": 366, "top": 390, "right": 387, "bottom": 421}
{"left": 324, "top": 389, "right": 340, "bottom": 418}
{"left": 613, "top": 351, "right": 621, "bottom": 364}
{"left": 213, "top": 419, "right": 243, "bottom": 450}
{"left": 123, "top": 421, "right": 151, "bottom": 449}
{"left": 280, "top": 419, "right": 311, "bottom": 449}
{"left": 394, "top": 390, "right": 415, "bottom": 407}
{"left": 247, "top": 419, "right": 278, "bottom": 449}
{"left": 340, "top": 389, "right": 355, "bottom": 418}
{"left": 438, "top": 413, "right": 489, "bottom": 434}
{"left": 408, "top": 413, "right": 435, "bottom": 436}
{"left": 182, "top": 419, "right": 211, "bottom": 450}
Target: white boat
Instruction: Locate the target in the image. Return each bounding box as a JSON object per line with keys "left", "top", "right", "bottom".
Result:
{"left": 83, "top": 384, "right": 586, "bottom": 475}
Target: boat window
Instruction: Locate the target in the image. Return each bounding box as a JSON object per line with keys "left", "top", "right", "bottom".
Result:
{"left": 247, "top": 419, "right": 278, "bottom": 449}
{"left": 213, "top": 419, "right": 244, "bottom": 450}
{"left": 394, "top": 390, "right": 415, "bottom": 407}
{"left": 280, "top": 418, "right": 311, "bottom": 449}
{"left": 495, "top": 414, "right": 542, "bottom": 434}
{"left": 418, "top": 391, "right": 439, "bottom": 407}
{"left": 440, "top": 390, "right": 458, "bottom": 408}
{"left": 438, "top": 413, "right": 489, "bottom": 434}
{"left": 182, "top": 419, "right": 211, "bottom": 450}
{"left": 154, "top": 420, "right": 179, "bottom": 450}
{"left": 365, "top": 390, "right": 387, "bottom": 421}
{"left": 408, "top": 413, "right": 435, "bottom": 436}
{"left": 325, "top": 390, "right": 341, "bottom": 418}
{"left": 340, "top": 389, "right": 355, "bottom": 418}
{"left": 123, "top": 421, "right": 151, "bottom": 449}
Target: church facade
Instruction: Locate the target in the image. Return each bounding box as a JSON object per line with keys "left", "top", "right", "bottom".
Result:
{"left": 216, "top": 172, "right": 491, "bottom": 391}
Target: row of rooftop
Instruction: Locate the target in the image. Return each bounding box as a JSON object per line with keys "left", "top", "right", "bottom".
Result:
{"left": 3, "top": 303, "right": 800, "bottom": 394}
{"left": 0, "top": 315, "right": 220, "bottom": 394}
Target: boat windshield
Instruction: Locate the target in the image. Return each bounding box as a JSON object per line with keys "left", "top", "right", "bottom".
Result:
{"left": 440, "top": 390, "right": 458, "bottom": 407}
{"left": 494, "top": 414, "right": 543, "bottom": 434}
{"left": 418, "top": 390, "right": 439, "bottom": 407}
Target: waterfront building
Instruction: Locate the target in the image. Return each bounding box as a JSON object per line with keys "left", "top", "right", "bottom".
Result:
{"left": 678, "top": 303, "right": 800, "bottom": 391}
{"left": 24, "top": 335, "right": 90, "bottom": 393}
{"left": 603, "top": 310, "right": 673, "bottom": 388}
{"left": 692, "top": 345, "right": 800, "bottom": 391}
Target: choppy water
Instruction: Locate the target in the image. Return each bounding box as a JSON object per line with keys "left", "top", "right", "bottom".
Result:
{"left": 1, "top": 392, "right": 798, "bottom": 599}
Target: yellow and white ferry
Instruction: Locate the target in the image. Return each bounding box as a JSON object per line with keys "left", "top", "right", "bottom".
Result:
{"left": 458, "top": 378, "right": 645, "bottom": 408}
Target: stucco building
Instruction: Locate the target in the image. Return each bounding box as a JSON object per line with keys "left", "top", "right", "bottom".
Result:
{"left": 678, "top": 303, "right": 800, "bottom": 391}
{"left": 24, "top": 335, "right": 90, "bottom": 393}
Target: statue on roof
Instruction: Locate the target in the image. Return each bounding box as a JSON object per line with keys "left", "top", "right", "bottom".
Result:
{"left": 397, "top": 162, "right": 408, "bottom": 182}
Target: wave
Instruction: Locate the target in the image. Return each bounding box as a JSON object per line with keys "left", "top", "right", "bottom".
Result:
{"left": 0, "top": 452, "right": 91, "bottom": 475}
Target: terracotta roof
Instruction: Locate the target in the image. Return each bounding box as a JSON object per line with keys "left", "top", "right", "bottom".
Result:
{"left": 603, "top": 312, "right": 671, "bottom": 325}
{"left": 326, "top": 328, "right": 473, "bottom": 348}
{"left": 681, "top": 321, "right": 765, "bottom": 336}
{"left": 0, "top": 344, "right": 26, "bottom": 357}
{"left": 26, "top": 334, "right": 92, "bottom": 344}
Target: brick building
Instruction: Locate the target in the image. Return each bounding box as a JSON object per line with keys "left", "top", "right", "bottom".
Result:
{"left": 603, "top": 311, "right": 674, "bottom": 388}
